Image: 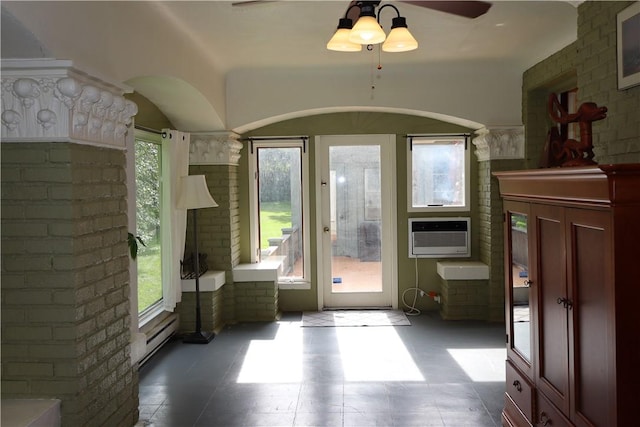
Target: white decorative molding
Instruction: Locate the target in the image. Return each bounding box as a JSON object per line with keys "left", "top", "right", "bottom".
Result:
{"left": 1, "top": 59, "right": 137, "bottom": 149}
{"left": 473, "top": 126, "right": 525, "bottom": 161}
{"left": 189, "top": 132, "right": 243, "bottom": 165}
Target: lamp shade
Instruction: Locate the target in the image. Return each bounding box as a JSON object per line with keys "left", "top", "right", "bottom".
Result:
{"left": 177, "top": 175, "right": 218, "bottom": 210}
{"left": 349, "top": 15, "right": 386, "bottom": 44}
{"left": 327, "top": 28, "right": 363, "bottom": 51}
{"left": 382, "top": 17, "right": 418, "bottom": 52}
{"left": 382, "top": 27, "right": 418, "bottom": 52}
{"left": 327, "top": 18, "right": 362, "bottom": 51}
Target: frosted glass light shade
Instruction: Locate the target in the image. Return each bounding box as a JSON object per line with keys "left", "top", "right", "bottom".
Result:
{"left": 177, "top": 175, "right": 218, "bottom": 210}
{"left": 349, "top": 16, "right": 386, "bottom": 44}
{"left": 382, "top": 26, "right": 418, "bottom": 52}
{"left": 327, "top": 28, "right": 363, "bottom": 51}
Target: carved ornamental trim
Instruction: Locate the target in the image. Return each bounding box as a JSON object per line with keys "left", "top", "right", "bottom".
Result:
{"left": 189, "top": 132, "right": 243, "bottom": 165}
{"left": 473, "top": 126, "right": 525, "bottom": 161}
{"left": 1, "top": 59, "right": 137, "bottom": 149}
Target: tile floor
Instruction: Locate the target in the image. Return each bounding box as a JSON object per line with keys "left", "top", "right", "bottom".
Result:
{"left": 138, "top": 311, "right": 506, "bottom": 427}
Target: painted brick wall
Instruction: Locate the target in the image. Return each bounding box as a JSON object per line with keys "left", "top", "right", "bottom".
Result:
{"left": 177, "top": 290, "right": 223, "bottom": 334}
{"left": 523, "top": 43, "right": 578, "bottom": 167}
{"left": 477, "top": 157, "right": 525, "bottom": 322}
{"left": 440, "top": 278, "right": 489, "bottom": 320}
{"left": 189, "top": 165, "right": 241, "bottom": 273}
{"left": 1, "top": 142, "right": 138, "bottom": 426}
{"left": 523, "top": 1, "right": 640, "bottom": 166}
{"left": 577, "top": 1, "right": 640, "bottom": 163}
{"left": 184, "top": 164, "right": 241, "bottom": 325}
{"left": 234, "top": 281, "right": 279, "bottom": 322}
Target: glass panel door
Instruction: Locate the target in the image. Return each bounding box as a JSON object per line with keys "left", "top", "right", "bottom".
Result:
{"left": 317, "top": 135, "right": 396, "bottom": 309}
{"left": 329, "top": 145, "right": 382, "bottom": 294}
{"left": 507, "top": 206, "right": 532, "bottom": 365}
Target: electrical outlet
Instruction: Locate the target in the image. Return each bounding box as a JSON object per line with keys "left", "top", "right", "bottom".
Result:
{"left": 419, "top": 290, "right": 425, "bottom": 297}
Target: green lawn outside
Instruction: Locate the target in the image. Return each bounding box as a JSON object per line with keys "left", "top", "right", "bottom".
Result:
{"left": 136, "top": 202, "right": 292, "bottom": 312}
{"left": 137, "top": 243, "right": 162, "bottom": 313}
{"left": 260, "top": 201, "right": 292, "bottom": 249}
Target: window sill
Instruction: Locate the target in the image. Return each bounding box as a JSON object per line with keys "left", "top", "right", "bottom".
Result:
{"left": 233, "top": 261, "right": 309, "bottom": 288}
{"left": 138, "top": 301, "right": 165, "bottom": 329}
{"left": 437, "top": 261, "right": 489, "bottom": 280}
{"left": 181, "top": 270, "right": 226, "bottom": 292}
{"left": 278, "top": 281, "right": 311, "bottom": 290}
{"left": 408, "top": 206, "right": 470, "bottom": 213}
{"left": 233, "top": 260, "right": 281, "bottom": 282}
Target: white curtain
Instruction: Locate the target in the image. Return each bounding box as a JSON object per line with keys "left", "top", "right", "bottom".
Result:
{"left": 161, "top": 129, "right": 191, "bottom": 311}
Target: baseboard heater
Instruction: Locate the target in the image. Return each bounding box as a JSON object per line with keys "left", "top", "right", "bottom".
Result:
{"left": 139, "top": 312, "right": 179, "bottom": 366}
{"left": 409, "top": 217, "right": 470, "bottom": 258}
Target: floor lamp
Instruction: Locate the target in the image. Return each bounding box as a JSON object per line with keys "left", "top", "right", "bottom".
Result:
{"left": 177, "top": 174, "right": 218, "bottom": 344}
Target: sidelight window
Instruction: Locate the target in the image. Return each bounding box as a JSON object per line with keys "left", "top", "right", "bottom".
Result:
{"left": 249, "top": 139, "right": 310, "bottom": 287}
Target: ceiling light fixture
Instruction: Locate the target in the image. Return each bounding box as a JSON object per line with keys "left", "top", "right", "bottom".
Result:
{"left": 327, "top": 1, "right": 418, "bottom": 53}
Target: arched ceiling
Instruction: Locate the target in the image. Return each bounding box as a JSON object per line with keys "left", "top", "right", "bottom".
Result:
{"left": 2, "top": 1, "right": 578, "bottom": 133}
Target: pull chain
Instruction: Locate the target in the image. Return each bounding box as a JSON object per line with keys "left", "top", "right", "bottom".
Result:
{"left": 369, "top": 44, "right": 375, "bottom": 99}
{"left": 369, "top": 44, "right": 383, "bottom": 100}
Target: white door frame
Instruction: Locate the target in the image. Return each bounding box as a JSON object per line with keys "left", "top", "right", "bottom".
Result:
{"left": 315, "top": 134, "right": 398, "bottom": 310}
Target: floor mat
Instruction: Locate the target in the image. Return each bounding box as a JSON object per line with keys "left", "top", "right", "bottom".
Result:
{"left": 301, "top": 310, "right": 411, "bottom": 327}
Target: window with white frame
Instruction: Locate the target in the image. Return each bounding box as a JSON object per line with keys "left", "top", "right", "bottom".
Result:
{"left": 408, "top": 135, "right": 470, "bottom": 212}
{"left": 134, "top": 130, "right": 164, "bottom": 314}
{"left": 249, "top": 138, "right": 310, "bottom": 287}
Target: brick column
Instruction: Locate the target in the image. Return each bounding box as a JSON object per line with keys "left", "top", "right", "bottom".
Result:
{"left": 177, "top": 132, "right": 242, "bottom": 330}
{"left": 473, "top": 127, "right": 525, "bottom": 322}
{"left": 1, "top": 59, "right": 139, "bottom": 426}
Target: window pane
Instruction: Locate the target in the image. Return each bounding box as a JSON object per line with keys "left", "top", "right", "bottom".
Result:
{"left": 411, "top": 138, "right": 466, "bottom": 208}
{"left": 257, "top": 147, "right": 304, "bottom": 279}
{"left": 135, "top": 139, "right": 163, "bottom": 313}
{"left": 329, "top": 145, "right": 382, "bottom": 293}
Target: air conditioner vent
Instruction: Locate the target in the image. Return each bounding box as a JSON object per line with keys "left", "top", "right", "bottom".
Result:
{"left": 409, "top": 218, "right": 470, "bottom": 258}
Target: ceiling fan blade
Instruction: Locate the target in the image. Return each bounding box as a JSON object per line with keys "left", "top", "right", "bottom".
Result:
{"left": 400, "top": 1, "right": 492, "bottom": 19}
{"left": 231, "top": 1, "right": 277, "bottom": 7}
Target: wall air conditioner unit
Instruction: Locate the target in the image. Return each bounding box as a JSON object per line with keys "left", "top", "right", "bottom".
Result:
{"left": 409, "top": 217, "right": 470, "bottom": 258}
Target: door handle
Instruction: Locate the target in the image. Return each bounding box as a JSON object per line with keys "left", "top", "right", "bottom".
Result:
{"left": 540, "top": 411, "right": 550, "bottom": 426}
{"left": 512, "top": 380, "right": 522, "bottom": 392}
{"left": 323, "top": 227, "right": 330, "bottom": 233}
{"left": 557, "top": 297, "right": 573, "bottom": 309}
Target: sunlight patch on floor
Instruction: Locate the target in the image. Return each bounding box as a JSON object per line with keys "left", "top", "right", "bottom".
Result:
{"left": 336, "top": 327, "right": 425, "bottom": 382}
{"left": 237, "top": 322, "right": 303, "bottom": 383}
{"left": 447, "top": 348, "right": 507, "bottom": 382}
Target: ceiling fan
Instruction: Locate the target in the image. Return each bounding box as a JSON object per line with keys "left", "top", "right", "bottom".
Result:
{"left": 231, "top": 1, "right": 492, "bottom": 20}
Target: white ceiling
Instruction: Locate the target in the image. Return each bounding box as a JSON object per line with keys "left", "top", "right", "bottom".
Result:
{"left": 1, "top": 1, "right": 580, "bottom": 132}
{"left": 152, "top": 0, "right": 578, "bottom": 72}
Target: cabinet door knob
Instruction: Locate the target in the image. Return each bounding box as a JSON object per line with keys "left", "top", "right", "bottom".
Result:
{"left": 556, "top": 297, "right": 573, "bottom": 309}
{"left": 540, "top": 411, "right": 551, "bottom": 426}
{"left": 512, "top": 380, "right": 522, "bottom": 392}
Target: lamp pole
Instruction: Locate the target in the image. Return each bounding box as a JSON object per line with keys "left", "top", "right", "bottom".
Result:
{"left": 178, "top": 174, "right": 217, "bottom": 344}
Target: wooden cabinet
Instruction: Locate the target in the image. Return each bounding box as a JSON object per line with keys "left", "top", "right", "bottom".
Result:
{"left": 496, "top": 165, "right": 640, "bottom": 427}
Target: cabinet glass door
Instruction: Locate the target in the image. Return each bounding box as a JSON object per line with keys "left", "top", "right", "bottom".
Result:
{"left": 508, "top": 211, "right": 531, "bottom": 362}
